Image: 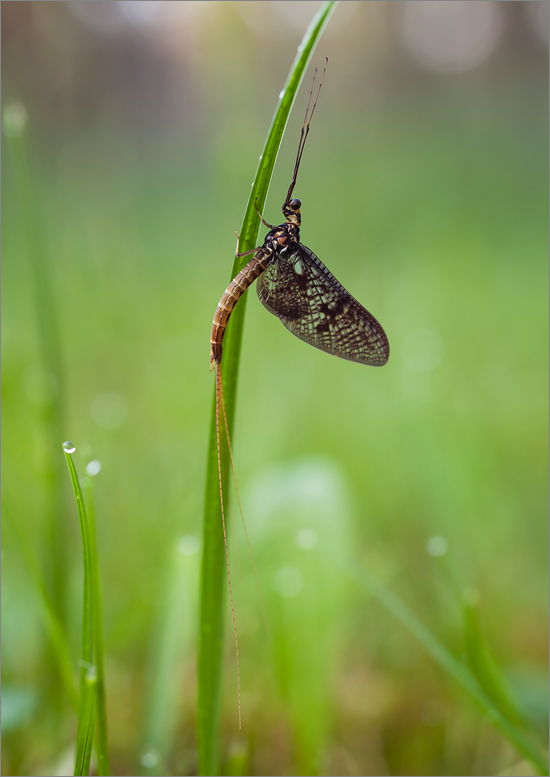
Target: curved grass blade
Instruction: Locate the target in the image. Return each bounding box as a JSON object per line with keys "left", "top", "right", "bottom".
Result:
{"left": 327, "top": 551, "right": 549, "bottom": 776}
{"left": 63, "top": 443, "right": 110, "bottom": 776}
{"left": 198, "top": 3, "right": 338, "bottom": 774}
{"left": 3, "top": 103, "right": 68, "bottom": 626}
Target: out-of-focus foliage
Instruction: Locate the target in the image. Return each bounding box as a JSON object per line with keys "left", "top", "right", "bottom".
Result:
{"left": 2, "top": 2, "right": 548, "bottom": 775}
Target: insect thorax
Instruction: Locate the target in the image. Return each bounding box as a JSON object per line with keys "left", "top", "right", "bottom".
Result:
{"left": 264, "top": 222, "right": 300, "bottom": 253}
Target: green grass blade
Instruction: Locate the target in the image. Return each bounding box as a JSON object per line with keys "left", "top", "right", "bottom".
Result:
{"left": 198, "top": 3, "right": 338, "bottom": 774}
{"left": 140, "top": 536, "right": 200, "bottom": 776}
{"left": 73, "top": 666, "right": 98, "bottom": 777}
{"left": 64, "top": 442, "right": 94, "bottom": 772}
{"left": 328, "top": 551, "right": 549, "bottom": 776}
{"left": 462, "top": 589, "right": 526, "bottom": 730}
{"left": 3, "top": 103, "right": 68, "bottom": 626}
{"left": 84, "top": 466, "right": 110, "bottom": 775}
{"left": 64, "top": 443, "right": 110, "bottom": 776}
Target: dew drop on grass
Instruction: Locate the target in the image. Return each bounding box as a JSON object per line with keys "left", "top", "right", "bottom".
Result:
{"left": 62, "top": 441, "right": 76, "bottom": 454}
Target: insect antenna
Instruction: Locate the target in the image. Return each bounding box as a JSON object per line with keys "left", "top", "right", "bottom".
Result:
{"left": 215, "top": 363, "right": 241, "bottom": 730}
{"left": 285, "top": 57, "right": 328, "bottom": 207}
{"left": 219, "top": 366, "right": 272, "bottom": 641}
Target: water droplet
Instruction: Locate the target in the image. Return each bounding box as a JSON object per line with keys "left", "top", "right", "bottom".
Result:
{"left": 295, "top": 529, "right": 318, "bottom": 550}
{"left": 86, "top": 665, "right": 97, "bottom": 683}
{"left": 2, "top": 100, "right": 28, "bottom": 138}
{"left": 91, "top": 392, "right": 128, "bottom": 429}
{"left": 279, "top": 89, "right": 285, "bottom": 99}
{"left": 140, "top": 750, "right": 160, "bottom": 769}
{"left": 274, "top": 567, "right": 304, "bottom": 598}
{"left": 62, "top": 441, "right": 76, "bottom": 454}
{"left": 426, "top": 536, "right": 448, "bottom": 557}
{"left": 86, "top": 460, "right": 102, "bottom": 477}
{"left": 178, "top": 535, "right": 199, "bottom": 556}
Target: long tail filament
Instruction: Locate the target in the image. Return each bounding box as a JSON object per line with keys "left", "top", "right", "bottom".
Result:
{"left": 216, "top": 363, "right": 241, "bottom": 730}
{"left": 219, "top": 365, "right": 272, "bottom": 640}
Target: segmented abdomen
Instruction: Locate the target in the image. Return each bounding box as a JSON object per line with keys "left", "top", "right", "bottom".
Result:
{"left": 210, "top": 249, "right": 272, "bottom": 365}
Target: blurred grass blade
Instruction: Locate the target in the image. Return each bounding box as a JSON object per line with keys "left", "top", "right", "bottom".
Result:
{"left": 198, "top": 3, "right": 338, "bottom": 774}
{"left": 462, "top": 588, "right": 525, "bottom": 729}
{"left": 64, "top": 443, "right": 110, "bottom": 776}
{"left": 2, "top": 500, "right": 78, "bottom": 710}
{"left": 328, "top": 551, "right": 549, "bottom": 776}
{"left": 74, "top": 666, "right": 98, "bottom": 777}
{"left": 141, "top": 537, "right": 200, "bottom": 775}
{"left": 3, "top": 102, "right": 68, "bottom": 626}
{"left": 85, "top": 468, "right": 110, "bottom": 775}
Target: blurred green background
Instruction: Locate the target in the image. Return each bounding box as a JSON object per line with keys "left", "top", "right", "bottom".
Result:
{"left": 2, "top": 2, "right": 548, "bottom": 775}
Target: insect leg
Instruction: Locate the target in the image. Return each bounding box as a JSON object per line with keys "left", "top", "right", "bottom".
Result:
{"left": 253, "top": 199, "right": 277, "bottom": 229}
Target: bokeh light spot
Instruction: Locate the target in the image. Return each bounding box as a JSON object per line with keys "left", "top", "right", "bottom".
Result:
{"left": 91, "top": 393, "right": 128, "bottom": 430}
{"left": 140, "top": 750, "right": 160, "bottom": 769}
{"left": 2, "top": 101, "right": 28, "bottom": 138}
{"left": 426, "top": 536, "right": 448, "bottom": 557}
{"left": 295, "top": 529, "right": 319, "bottom": 550}
{"left": 68, "top": 1, "right": 125, "bottom": 36}
{"left": 403, "top": 328, "right": 445, "bottom": 372}
{"left": 178, "top": 535, "right": 200, "bottom": 556}
{"left": 85, "top": 460, "right": 102, "bottom": 477}
{"left": 400, "top": 1, "right": 503, "bottom": 73}
{"left": 274, "top": 567, "right": 304, "bottom": 598}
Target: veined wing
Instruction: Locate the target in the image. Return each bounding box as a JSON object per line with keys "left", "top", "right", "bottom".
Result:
{"left": 257, "top": 243, "right": 389, "bottom": 366}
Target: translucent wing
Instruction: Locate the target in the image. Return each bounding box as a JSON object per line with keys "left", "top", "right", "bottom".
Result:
{"left": 257, "top": 243, "right": 389, "bottom": 366}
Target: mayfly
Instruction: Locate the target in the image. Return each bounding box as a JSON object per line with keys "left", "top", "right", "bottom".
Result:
{"left": 209, "top": 60, "right": 389, "bottom": 726}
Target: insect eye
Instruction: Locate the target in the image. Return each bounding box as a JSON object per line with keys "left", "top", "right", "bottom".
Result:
{"left": 290, "top": 198, "right": 301, "bottom": 211}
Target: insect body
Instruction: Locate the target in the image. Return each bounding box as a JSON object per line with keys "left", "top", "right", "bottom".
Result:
{"left": 211, "top": 61, "right": 388, "bottom": 369}
{"left": 210, "top": 195, "right": 389, "bottom": 367}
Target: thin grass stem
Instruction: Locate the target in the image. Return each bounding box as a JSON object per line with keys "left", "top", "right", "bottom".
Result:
{"left": 197, "top": 3, "right": 338, "bottom": 774}
{"left": 73, "top": 667, "right": 98, "bottom": 777}
{"left": 4, "top": 104, "right": 68, "bottom": 627}
{"left": 63, "top": 443, "right": 110, "bottom": 776}
{"left": 85, "top": 470, "right": 110, "bottom": 775}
